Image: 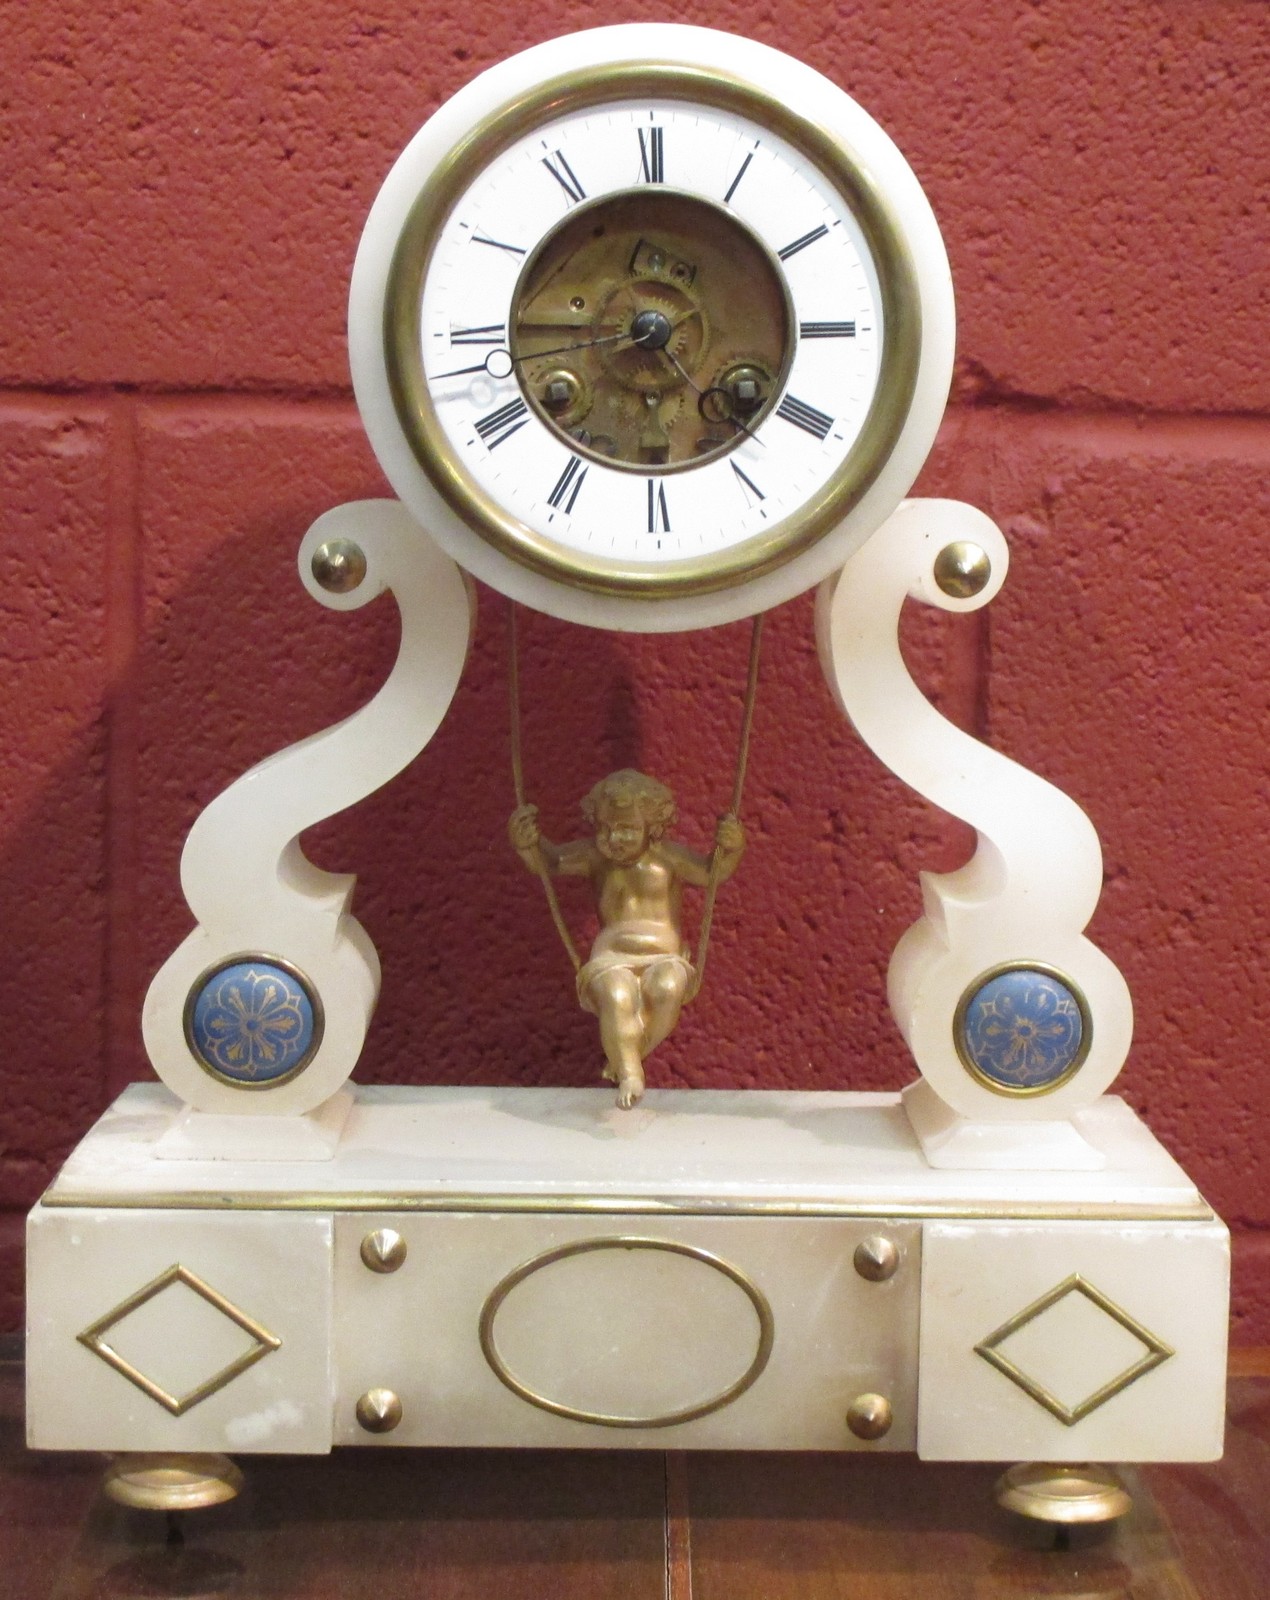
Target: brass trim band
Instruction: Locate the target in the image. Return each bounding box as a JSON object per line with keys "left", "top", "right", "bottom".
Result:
{"left": 40, "top": 1191, "right": 1216, "bottom": 1223}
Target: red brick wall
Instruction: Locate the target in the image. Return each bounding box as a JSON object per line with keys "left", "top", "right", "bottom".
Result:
{"left": 2, "top": 3, "right": 1266, "bottom": 1342}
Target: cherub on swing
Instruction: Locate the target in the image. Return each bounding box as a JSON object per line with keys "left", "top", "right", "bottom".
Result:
{"left": 507, "top": 616, "right": 760, "bottom": 1109}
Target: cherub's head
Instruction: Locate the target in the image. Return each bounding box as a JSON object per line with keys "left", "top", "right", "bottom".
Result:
{"left": 582, "top": 770, "right": 676, "bottom": 864}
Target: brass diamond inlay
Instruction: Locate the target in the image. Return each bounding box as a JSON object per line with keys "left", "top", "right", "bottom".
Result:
{"left": 974, "top": 1273, "right": 1174, "bottom": 1427}
{"left": 77, "top": 1263, "right": 282, "bottom": 1416}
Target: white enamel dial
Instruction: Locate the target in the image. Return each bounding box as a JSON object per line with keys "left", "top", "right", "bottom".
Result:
{"left": 351, "top": 25, "right": 955, "bottom": 631}
{"left": 421, "top": 100, "right": 883, "bottom": 569}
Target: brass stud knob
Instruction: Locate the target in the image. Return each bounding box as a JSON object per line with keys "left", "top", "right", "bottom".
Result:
{"left": 846, "top": 1393, "right": 893, "bottom": 1441}
{"left": 933, "top": 540, "right": 991, "bottom": 599}
{"left": 360, "top": 1228, "right": 407, "bottom": 1274}
{"left": 311, "top": 538, "right": 368, "bottom": 594}
{"left": 537, "top": 367, "right": 589, "bottom": 427}
{"left": 355, "top": 1388, "right": 403, "bottom": 1434}
{"left": 716, "top": 362, "right": 769, "bottom": 416}
{"left": 853, "top": 1235, "right": 900, "bottom": 1282}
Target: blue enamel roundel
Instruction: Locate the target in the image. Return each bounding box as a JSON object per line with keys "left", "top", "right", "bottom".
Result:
{"left": 186, "top": 959, "right": 320, "bottom": 1087}
{"left": 956, "top": 966, "right": 1089, "bottom": 1094}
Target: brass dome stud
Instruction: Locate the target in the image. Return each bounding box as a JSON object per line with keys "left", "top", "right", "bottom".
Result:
{"left": 853, "top": 1235, "right": 900, "bottom": 1282}
{"left": 355, "top": 1388, "right": 403, "bottom": 1434}
{"left": 311, "top": 538, "right": 368, "bottom": 594}
{"left": 933, "top": 540, "right": 991, "bottom": 599}
{"left": 846, "top": 1393, "right": 893, "bottom": 1441}
{"left": 360, "top": 1228, "right": 407, "bottom": 1274}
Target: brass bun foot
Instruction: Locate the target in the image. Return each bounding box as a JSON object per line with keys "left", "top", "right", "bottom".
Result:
{"left": 995, "top": 1463, "right": 1132, "bottom": 1525}
{"left": 102, "top": 1452, "right": 244, "bottom": 1512}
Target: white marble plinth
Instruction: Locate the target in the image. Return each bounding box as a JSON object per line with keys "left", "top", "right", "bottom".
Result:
{"left": 28, "top": 1084, "right": 1227, "bottom": 1464}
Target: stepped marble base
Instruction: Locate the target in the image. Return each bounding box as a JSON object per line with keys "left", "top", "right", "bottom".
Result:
{"left": 154, "top": 1088, "right": 354, "bottom": 1162}
{"left": 901, "top": 1079, "right": 1108, "bottom": 1170}
{"left": 27, "top": 1085, "right": 1228, "bottom": 1467}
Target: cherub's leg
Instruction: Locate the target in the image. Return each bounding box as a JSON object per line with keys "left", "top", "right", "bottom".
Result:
{"left": 640, "top": 959, "right": 690, "bottom": 1056}
{"left": 587, "top": 968, "right": 646, "bottom": 1107}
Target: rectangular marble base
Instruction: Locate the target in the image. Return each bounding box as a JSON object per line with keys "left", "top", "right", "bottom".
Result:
{"left": 27, "top": 1085, "right": 1228, "bottom": 1464}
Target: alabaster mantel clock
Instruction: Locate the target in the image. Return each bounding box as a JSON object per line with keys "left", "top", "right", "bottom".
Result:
{"left": 27, "top": 25, "right": 1227, "bottom": 1529}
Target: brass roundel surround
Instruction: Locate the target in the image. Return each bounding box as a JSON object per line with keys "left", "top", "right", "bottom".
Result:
{"left": 952, "top": 959, "right": 1093, "bottom": 1099}
{"left": 383, "top": 61, "right": 924, "bottom": 601}
{"left": 182, "top": 951, "right": 325, "bottom": 1091}
{"left": 478, "top": 1234, "right": 775, "bottom": 1428}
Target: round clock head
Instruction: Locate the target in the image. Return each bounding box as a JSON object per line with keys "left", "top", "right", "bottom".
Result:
{"left": 351, "top": 26, "right": 954, "bottom": 631}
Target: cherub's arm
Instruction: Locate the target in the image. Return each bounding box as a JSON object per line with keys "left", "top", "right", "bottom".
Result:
{"left": 663, "top": 814, "right": 746, "bottom": 887}
{"left": 508, "top": 804, "right": 597, "bottom": 877}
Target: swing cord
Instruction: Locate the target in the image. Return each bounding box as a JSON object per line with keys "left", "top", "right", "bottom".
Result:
{"left": 690, "top": 611, "right": 762, "bottom": 999}
{"left": 509, "top": 603, "right": 582, "bottom": 973}
{"left": 508, "top": 604, "right": 762, "bottom": 993}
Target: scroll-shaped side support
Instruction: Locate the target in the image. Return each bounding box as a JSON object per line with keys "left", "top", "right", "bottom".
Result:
{"left": 142, "top": 501, "right": 473, "bottom": 1133}
{"left": 816, "top": 499, "right": 1133, "bottom": 1170}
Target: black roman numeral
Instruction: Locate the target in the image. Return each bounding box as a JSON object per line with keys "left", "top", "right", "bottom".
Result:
{"left": 730, "top": 461, "right": 765, "bottom": 507}
{"left": 778, "top": 224, "right": 829, "bottom": 261}
{"left": 800, "top": 320, "right": 856, "bottom": 339}
{"left": 723, "top": 149, "right": 755, "bottom": 204}
{"left": 647, "top": 479, "right": 671, "bottom": 535}
{"left": 638, "top": 126, "right": 665, "bottom": 183}
{"left": 542, "top": 151, "right": 585, "bottom": 204}
{"left": 547, "top": 454, "right": 587, "bottom": 514}
{"left": 471, "top": 233, "right": 526, "bottom": 258}
{"left": 450, "top": 322, "right": 506, "bottom": 346}
{"left": 474, "top": 398, "right": 529, "bottom": 450}
{"left": 776, "top": 394, "right": 834, "bottom": 441}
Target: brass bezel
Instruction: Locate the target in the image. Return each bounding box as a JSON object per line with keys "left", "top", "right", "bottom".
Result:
{"left": 383, "top": 62, "right": 924, "bottom": 601}
{"left": 952, "top": 960, "right": 1094, "bottom": 1099}
{"left": 183, "top": 952, "right": 325, "bottom": 1091}
{"left": 478, "top": 1234, "right": 775, "bottom": 1428}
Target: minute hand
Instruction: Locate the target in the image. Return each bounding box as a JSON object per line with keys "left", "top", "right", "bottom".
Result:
{"left": 433, "top": 328, "right": 635, "bottom": 381}
{"left": 511, "top": 328, "right": 636, "bottom": 363}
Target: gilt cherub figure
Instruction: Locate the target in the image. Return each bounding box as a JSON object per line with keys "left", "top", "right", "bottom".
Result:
{"left": 509, "top": 770, "right": 745, "bottom": 1108}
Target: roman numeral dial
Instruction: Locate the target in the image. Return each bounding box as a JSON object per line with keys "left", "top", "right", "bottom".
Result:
{"left": 542, "top": 150, "right": 585, "bottom": 204}
{"left": 778, "top": 224, "right": 828, "bottom": 261}
{"left": 473, "top": 398, "right": 529, "bottom": 450}
{"left": 775, "top": 394, "right": 834, "bottom": 441}
{"left": 638, "top": 126, "right": 665, "bottom": 183}
{"left": 647, "top": 480, "right": 671, "bottom": 535}
{"left": 408, "top": 89, "right": 897, "bottom": 594}
{"left": 800, "top": 320, "right": 855, "bottom": 339}
{"left": 547, "top": 455, "right": 587, "bottom": 514}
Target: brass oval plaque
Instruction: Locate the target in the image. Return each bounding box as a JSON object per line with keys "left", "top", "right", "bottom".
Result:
{"left": 479, "top": 1236, "right": 774, "bottom": 1429}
